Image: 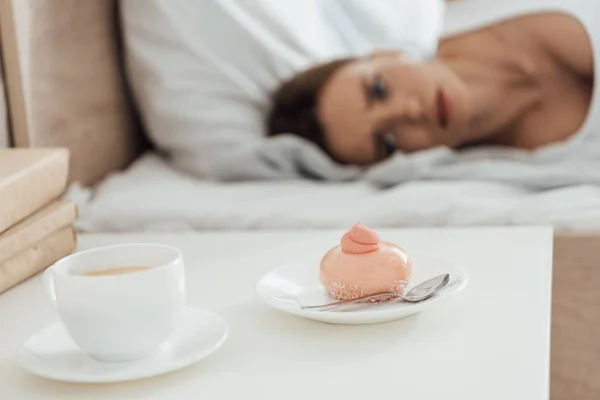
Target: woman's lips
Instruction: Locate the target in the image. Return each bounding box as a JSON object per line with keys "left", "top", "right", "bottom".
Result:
{"left": 436, "top": 90, "right": 451, "bottom": 129}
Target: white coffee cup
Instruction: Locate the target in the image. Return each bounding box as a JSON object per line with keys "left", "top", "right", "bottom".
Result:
{"left": 43, "top": 243, "right": 186, "bottom": 362}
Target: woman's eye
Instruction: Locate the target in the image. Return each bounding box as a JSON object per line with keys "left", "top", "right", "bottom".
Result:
{"left": 370, "top": 74, "right": 388, "bottom": 101}
{"left": 376, "top": 131, "right": 396, "bottom": 159}
{"left": 383, "top": 132, "right": 396, "bottom": 156}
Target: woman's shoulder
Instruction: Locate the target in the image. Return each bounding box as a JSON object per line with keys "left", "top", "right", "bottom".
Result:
{"left": 444, "top": 0, "right": 595, "bottom": 79}
{"left": 526, "top": 13, "right": 593, "bottom": 79}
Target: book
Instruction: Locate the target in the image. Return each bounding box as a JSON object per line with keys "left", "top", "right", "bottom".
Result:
{"left": 0, "top": 148, "right": 69, "bottom": 233}
{"left": 0, "top": 226, "right": 76, "bottom": 294}
{"left": 0, "top": 200, "right": 77, "bottom": 264}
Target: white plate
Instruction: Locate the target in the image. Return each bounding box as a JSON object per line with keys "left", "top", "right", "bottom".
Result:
{"left": 18, "top": 308, "right": 228, "bottom": 383}
{"left": 255, "top": 253, "right": 468, "bottom": 324}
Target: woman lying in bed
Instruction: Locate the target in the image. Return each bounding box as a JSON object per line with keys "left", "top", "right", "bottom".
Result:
{"left": 267, "top": 0, "right": 597, "bottom": 166}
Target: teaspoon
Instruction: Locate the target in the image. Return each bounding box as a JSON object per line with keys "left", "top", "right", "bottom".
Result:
{"left": 301, "top": 273, "right": 450, "bottom": 312}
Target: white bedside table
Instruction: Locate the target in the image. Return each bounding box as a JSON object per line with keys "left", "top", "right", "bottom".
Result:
{"left": 0, "top": 228, "right": 553, "bottom": 399}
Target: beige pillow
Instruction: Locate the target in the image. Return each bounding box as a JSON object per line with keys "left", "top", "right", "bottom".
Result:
{"left": 0, "top": 0, "right": 143, "bottom": 185}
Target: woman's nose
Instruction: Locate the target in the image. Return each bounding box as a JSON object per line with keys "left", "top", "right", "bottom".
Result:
{"left": 403, "top": 98, "right": 424, "bottom": 120}
{"left": 385, "top": 96, "right": 424, "bottom": 121}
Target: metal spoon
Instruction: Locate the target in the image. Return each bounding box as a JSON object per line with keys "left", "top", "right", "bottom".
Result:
{"left": 301, "top": 273, "right": 450, "bottom": 312}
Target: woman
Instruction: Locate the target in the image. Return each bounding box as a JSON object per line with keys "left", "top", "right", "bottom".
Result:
{"left": 267, "top": 1, "right": 598, "bottom": 167}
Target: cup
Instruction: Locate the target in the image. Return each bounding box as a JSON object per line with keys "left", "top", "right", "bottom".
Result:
{"left": 43, "top": 243, "right": 186, "bottom": 362}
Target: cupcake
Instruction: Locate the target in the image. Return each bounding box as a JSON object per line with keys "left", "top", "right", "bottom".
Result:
{"left": 320, "top": 223, "right": 412, "bottom": 301}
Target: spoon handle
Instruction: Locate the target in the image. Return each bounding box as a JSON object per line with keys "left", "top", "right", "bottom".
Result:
{"left": 300, "top": 274, "right": 451, "bottom": 312}
{"left": 301, "top": 291, "right": 399, "bottom": 311}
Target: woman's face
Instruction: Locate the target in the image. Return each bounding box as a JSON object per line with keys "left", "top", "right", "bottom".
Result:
{"left": 317, "top": 52, "right": 470, "bottom": 165}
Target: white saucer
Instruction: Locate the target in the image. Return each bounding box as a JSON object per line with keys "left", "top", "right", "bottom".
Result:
{"left": 255, "top": 253, "right": 468, "bottom": 324}
{"left": 18, "top": 308, "right": 228, "bottom": 383}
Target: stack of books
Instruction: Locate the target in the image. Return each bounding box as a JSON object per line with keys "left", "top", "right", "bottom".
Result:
{"left": 0, "top": 148, "right": 77, "bottom": 294}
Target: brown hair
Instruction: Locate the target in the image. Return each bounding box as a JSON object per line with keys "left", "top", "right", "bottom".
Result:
{"left": 266, "top": 58, "right": 355, "bottom": 157}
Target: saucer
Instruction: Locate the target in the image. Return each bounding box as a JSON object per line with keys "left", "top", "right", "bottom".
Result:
{"left": 18, "top": 308, "right": 228, "bottom": 383}
{"left": 255, "top": 253, "right": 468, "bottom": 324}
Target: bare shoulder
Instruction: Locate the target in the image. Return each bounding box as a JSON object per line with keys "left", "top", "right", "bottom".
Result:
{"left": 527, "top": 13, "right": 594, "bottom": 79}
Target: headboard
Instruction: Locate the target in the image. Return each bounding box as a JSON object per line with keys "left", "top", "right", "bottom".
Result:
{"left": 0, "top": 0, "right": 144, "bottom": 186}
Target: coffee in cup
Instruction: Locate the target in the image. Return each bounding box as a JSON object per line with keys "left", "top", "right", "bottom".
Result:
{"left": 82, "top": 266, "right": 151, "bottom": 277}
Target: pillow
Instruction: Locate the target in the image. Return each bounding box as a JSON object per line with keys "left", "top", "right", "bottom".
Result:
{"left": 121, "top": 0, "right": 445, "bottom": 180}
{"left": 1, "top": 0, "right": 142, "bottom": 185}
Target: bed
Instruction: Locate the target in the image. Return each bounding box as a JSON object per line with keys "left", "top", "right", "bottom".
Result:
{"left": 0, "top": 1, "right": 597, "bottom": 398}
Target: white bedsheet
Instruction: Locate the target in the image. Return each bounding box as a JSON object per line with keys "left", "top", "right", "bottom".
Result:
{"left": 71, "top": 154, "right": 600, "bottom": 232}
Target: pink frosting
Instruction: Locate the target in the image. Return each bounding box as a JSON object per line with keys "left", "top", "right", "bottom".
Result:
{"left": 340, "top": 223, "right": 380, "bottom": 254}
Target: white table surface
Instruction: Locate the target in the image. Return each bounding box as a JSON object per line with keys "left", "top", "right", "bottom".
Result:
{"left": 0, "top": 228, "right": 553, "bottom": 399}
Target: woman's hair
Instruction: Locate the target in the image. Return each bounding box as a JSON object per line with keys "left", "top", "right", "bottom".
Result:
{"left": 266, "top": 58, "right": 355, "bottom": 156}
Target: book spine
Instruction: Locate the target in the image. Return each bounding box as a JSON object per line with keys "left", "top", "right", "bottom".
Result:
{"left": 0, "top": 200, "right": 77, "bottom": 263}
{"left": 0, "top": 150, "right": 69, "bottom": 233}
{"left": 0, "top": 226, "right": 76, "bottom": 294}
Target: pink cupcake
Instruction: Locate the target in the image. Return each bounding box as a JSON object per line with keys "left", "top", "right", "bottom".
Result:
{"left": 320, "top": 223, "right": 412, "bottom": 301}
